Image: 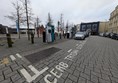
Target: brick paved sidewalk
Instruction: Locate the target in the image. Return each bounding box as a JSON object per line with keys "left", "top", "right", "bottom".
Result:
{"left": 0, "top": 36, "right": 118, "bottom": 83}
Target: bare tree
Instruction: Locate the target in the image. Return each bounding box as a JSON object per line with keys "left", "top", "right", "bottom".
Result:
{"left": 34, "top": 16, "right": 41, "bottom": 38}
{"left": 20, "top": 0, "right": 34, "bottom": 40}
{"left": 5, "top": 0, "right": 24, "bottom": 39}
{"left": 6, "top": 0, "right": 34, "bottom": 40}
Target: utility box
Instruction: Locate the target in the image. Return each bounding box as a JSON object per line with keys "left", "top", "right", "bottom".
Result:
{"left": 46, "top": 24, "right": 55, "bottom": 43}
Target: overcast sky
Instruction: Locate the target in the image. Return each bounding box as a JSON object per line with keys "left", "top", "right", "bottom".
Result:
{"left": 0, "top": 0, "right": 118, "bottom": 27}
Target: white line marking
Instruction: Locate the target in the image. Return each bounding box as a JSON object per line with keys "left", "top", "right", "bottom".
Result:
{"left": 16, "top": 53, "right": 22, "bottom": 58}
{"left": 10, "top": 55, "right": 16, "bottom": 61}
{"left": 20, "top": 65, "right": 48, "bottom": 83}
{"left": 68, "top": 49, "right": 72, "bottom": 53}
{"left": 28, "top": 65, "right": 48, "bottom": 75}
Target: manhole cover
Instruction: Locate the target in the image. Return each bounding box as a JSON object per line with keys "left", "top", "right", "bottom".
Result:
{"left": 25, "top": 47, "right": 61, "bottom": 64}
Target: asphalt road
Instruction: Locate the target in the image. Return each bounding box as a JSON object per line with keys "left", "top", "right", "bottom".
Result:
{"left": 0, "top": 36, "right": 118, "bottom": 83}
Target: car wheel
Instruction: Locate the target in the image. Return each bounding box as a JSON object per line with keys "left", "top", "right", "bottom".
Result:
{"left": 83, "top": 37, "right": 85, "bottom": 40}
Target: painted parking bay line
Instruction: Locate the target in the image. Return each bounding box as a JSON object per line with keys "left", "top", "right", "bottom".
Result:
{"left": 16, "top": 53, "right": 22, "bottom": 58}
{"left": 67, "top": 49, "right": 72, "bottom": 53}
{"left": 20, "top": 65, "right": 49, "bottom": 83}
{"left": 10, "top": 55, "right": 16, "bottom": 61}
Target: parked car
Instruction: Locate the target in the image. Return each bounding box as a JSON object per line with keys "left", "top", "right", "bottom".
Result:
{"left": 84, "top": 31, "right": 89, "bottom": 37}
{"left": 99, "top": 33, "right": 104, "bottom": 37}
{"left": 104, "top": 32, "right": 110, "bottom": 37}
{"left": 74, "top": 32, "right": 85, "bottom": 40}
{"left": 111, "top": 33, "right": 118, "bottom": 40}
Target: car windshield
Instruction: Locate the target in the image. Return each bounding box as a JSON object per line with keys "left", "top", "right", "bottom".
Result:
{"left": 76, "top": 32, "right": 84, "bottom": 34}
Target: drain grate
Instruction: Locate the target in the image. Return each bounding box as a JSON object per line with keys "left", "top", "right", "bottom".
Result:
{"left": 25, "top": 47, "right": 61, "bottom": 64}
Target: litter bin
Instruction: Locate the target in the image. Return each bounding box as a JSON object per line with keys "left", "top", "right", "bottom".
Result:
{"left": 43, "top": 31, "right": 46, "bottom": 43}
{"left": 67, "top": 33, "right": 70, "bottom": 39}
{"left": 31, "top": 33, "right": 34, "bottom": 44}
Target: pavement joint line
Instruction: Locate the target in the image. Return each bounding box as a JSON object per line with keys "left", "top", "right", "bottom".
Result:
{"left": 16, "top": 53, "right": 22, "bottom": 58}
{"left": 10, "top": 55, "right": 16, "bottom": 61}
{"left": 68, "top": 49, "right": 72, "bottom": 53}
{"left": 20, "top": 65, "right": 49, "bottom": 83}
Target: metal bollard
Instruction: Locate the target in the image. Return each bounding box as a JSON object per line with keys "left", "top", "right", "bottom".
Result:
{"left": 6, "top": 34, "right": 12, "bottom": 47}
{"left": 59, "top": 33, "right": 61, "bottom": 39}
{"left": 31, "top": 33, "right": 34, "bottom": 44}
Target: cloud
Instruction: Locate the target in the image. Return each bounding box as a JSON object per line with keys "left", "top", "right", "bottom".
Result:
{"left": 0, "top": 0, "right": 117, "bottom": 27}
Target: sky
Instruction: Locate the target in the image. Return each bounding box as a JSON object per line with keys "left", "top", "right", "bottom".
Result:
{"left": 0, "top": 0, "right": 118, "bottom": 28}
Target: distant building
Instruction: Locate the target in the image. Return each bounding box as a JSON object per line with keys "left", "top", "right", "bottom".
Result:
{"left": 99, "top": 21, "right": 109, "bottom": 33}
{"left": 76, "top": 24, "right": 80, "bottom": 31}
{"left": 37, "top": 25, "right": 45, "bottom": 37}
{"left": 109, "top": 5, "right": 118, "bottom": 33}
{"left": 0, "top": 24, "right": 12, "bottom": 34}
{"left": 78, "top": 21, "right": 109, "bottom": 35}
{"left": 80, "top": 22, "right": 100, "bottom": 35}
{"left": 0, "top": 24, "right": 35, "bottom": 34}
{"left": 0, "top": 24, "right": 6, "bottom": 34}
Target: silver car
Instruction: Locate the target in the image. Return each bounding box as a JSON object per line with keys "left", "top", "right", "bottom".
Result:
{"left": 74, "top": 32, "right": 85, "bottom": 40}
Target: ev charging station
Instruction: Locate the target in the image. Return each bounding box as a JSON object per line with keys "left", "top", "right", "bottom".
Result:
{"left": 46, "top": 24, "right": 55, "bottom": 43}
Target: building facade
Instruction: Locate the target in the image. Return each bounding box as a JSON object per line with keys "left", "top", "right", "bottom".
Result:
{"left": 109, "top": 5, "right": 118, "bottom": 33}
{"left": 37, "top": 25, "right": 45, "bottom": 37}
{"left": 80, "top": 22, "right": 100, "bottom": 35}
{"left": 78, "top": 21, "right": 109, "bottom": 35}
{"left": 99, "top": 22, "right": 109, "bottom": 33}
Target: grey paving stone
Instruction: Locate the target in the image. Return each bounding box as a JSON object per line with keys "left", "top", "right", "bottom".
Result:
{"left": 91, "top": 71, "right": 102, "bottom": 78}
{"left": 32, "top": 75, "right": 43, "bottom": 82}
{"left": 99, "top": 78, "right": 111, "bottom": 83}
{"left": 0, "top": 75, "right": 4, "bottom": 82}
{"left": 69, "top": 65, "right": 76, "bottom": 71}
{"left": 10, "top": 63, "right": 21, "bottom": 71}
{"left": 101, "top": 73, "right": 111, "bottom": 81}
{"left": 62, "top": 71, "right": 69, "bottom": 79}
{"left": 3, "top": 67, "right": 12, "bottom": 74}
{"left": 109, "top": 76, "right": 118, "bottom": 83}
{"left": 73, "top": 69, "right": 81, "bottom": 77}
{"left": 11, "top": 74, "right": 21, "bottom": 82}
{"left": 0, "top": 64, "right": 5, "bottom": 70}
{"left": 16, "top": 78, "right": 26, "bottom": 83}
{"left": 68, "top": 74, "right": 78, "bottom": 83}
{"left": 0, "top": 71, "right": 3, "bottom": 76}
{"left": 0, "top": 78, "right": 11, "bottom": 83}
{"left": 65, "top": 78, "right": 73, "bottom": 83}
{"left": 78, "top": 77, "right": 86, "bottom": 83}
{"left": 39, "top": 78, "right": 47, "bottom": 83}
{"left": 80, "top": 72, "right": 90, "bottom": 81}
{"left": 87, "top": 80, "right": 93, "bottom": 83}
{"left": 84, "top": 68, "right": 91, "bottom": 76}
{"left": 111, "top": 71, "right": 118, "bottom": 79}
{"left": 1, "top": 67, "right": 10, "bottom": 72}
{"left": 93, "top": 67, "right": 101, "bottom": 73}
{"left": 76, "top": 67, "right": 84, "bottom": 72}
{"left": 101, "top": 69, "right": 112, "bottom": 76}
{"left": 90, "top": 74, "right": 99, "bottom": 83}
{"left": 4, "top": 71, "right": 17, "bottom": 79}
{"left": 58, "top": 78, "right": 65, "bottom": 83}
{"left": 66, "top": 69, "right": 74, "bottom": 74}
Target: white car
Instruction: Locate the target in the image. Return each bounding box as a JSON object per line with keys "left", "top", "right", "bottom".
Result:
{"left": 74, "top": 32, "right": 85, "bottom": 40}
